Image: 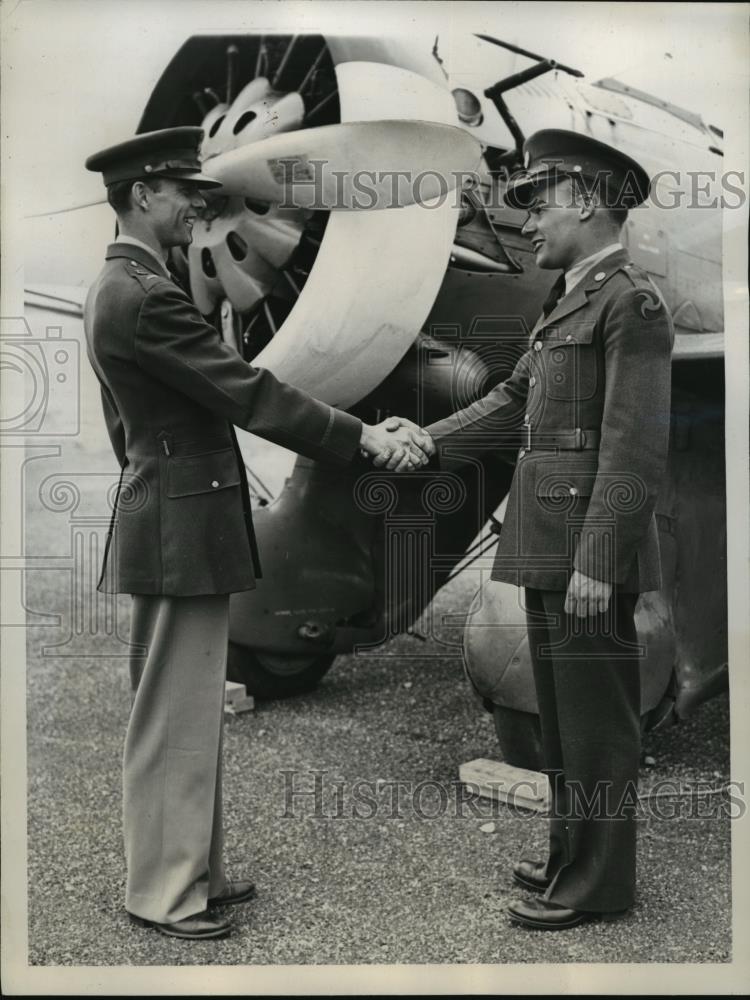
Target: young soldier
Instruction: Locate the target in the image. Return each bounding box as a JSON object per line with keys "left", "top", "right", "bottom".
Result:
{"left": 84, "top": 127, "right": 431, "bottom": 939}
{"left": 425, "top": 130, "right": 673, "bottom": 929}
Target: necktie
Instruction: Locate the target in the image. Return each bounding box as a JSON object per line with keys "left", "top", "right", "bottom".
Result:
{"left": 541, "top": 273, "right": 566, "bottom": 318}
{"left": 168, "top": 264, "right": 191, "bottom": 296}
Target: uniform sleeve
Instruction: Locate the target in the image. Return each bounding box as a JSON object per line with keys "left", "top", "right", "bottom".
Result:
{"left": 134, "top": 280, "right": 362, "bottom": 464}
{"left": 574, "top": 285, "right": 673, "bottom": 583}
{"left": 424, "top": 351, "right": 530, "bottom": 473}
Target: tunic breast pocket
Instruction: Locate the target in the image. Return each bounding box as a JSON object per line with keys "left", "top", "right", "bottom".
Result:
{"left": 166, "top": 448, "right": 241, "bottom": 497}
{"left": 543, "top": 322, "right": 598, "bottom": 401}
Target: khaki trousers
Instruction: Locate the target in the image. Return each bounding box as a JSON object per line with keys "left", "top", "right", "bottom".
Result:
{"left": 123, "top": 593, "right": 230, "bottom": 924}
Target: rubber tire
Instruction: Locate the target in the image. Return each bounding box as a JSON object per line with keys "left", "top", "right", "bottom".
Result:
{"left": 492, "top": 705, "right": 544, "bottom": 771}
{"left": 226, "top": 641, "right": 335, "bottom": 701}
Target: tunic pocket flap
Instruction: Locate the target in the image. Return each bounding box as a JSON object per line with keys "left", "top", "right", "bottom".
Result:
{"left": 536, "top": 469, "right": 597, "bottom": 498}
{"left": 551, "top": 322, "right": 595, "bottom": 346}
{"left": 167, "top": 448, "right": 241, "bottom": 497}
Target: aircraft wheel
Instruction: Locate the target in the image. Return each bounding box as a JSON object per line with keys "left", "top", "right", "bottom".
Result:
{"left": 227, "top": 641, "right": 335, "bottom": 700}
{"left": 492, "top": 705, "right": 544, "bottom": 772}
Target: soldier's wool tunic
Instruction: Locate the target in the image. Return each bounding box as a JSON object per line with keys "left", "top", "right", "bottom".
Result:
{"left": 427, "top": 247, "right": 673, "bottom": 593}
{"left": 84, "top": 241, "right": 363, "bottom": 596}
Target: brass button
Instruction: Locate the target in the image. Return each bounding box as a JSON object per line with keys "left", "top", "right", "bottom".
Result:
{"left": 144, "top": 164, "right": 153, "bottom": 173}
{"left": 529, "top": 376, "right": 536, "bottom": 387}
{"left": 594, "top": 271, "right": 606, "bottom": 281}
{"left": 565, "top": 334, "right": 572, "bottom": 342}
{"left": 569, "top": 486, "right": 578, "bottom": 496}
{"left": 211, "top": 480, "right": 219, "bottom": 488}
{"left": 534, "top": 341, "right": 543, "bottom": 351}
{"left": 518, "top": 448, "right": 526, "bottom": 458}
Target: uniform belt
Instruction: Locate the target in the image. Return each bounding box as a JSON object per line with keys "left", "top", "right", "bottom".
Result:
{"left": 523, "top": 427, "right": 601, "bottom": 451}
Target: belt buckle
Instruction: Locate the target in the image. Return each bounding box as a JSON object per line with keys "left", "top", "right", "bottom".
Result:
{"left": 574, "top": 427, "right": 585, "bottom": 450}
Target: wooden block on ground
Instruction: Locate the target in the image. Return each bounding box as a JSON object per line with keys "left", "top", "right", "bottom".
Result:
{"left": 224, "top": 680, "right": 255, "bottom": 714}
{"left": 459, "top": 758, "right": 550, "bottom": 812}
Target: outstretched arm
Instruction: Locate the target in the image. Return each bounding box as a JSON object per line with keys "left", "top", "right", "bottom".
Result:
{"left": 423, "top": 351, "right": 531, "bottom": 473}
{"left": 134, "top": 279, "right": 361, "bottom": 463}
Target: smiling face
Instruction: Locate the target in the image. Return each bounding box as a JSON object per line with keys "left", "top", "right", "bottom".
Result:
{"left": 521, "top": 177, "right": 588, "bottom": 271}
{"left": 143, "top": 177, "right": 207, "bottom": 249}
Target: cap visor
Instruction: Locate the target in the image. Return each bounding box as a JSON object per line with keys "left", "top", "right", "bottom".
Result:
{"left": 503, "top": 178, "right": 535, "bottom": 210}
{"left": 159, "top": 169, "right": 223, "bottom": 189}
{"left": 504, "top": 166, "right": 574, "bottom": 209}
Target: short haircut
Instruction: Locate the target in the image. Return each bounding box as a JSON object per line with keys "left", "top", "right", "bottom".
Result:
{"left": 106, "top": 176, "right": 163, "bottom": 214}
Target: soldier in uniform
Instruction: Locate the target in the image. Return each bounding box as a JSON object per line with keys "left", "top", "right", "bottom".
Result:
{"left": 84, "top": 127, "right": 432, "bottom": 940}
{"left": 424, "top": 130, "right": 673, "bottom": 929}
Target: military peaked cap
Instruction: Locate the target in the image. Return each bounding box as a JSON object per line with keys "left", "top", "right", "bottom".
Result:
{"left": 86, "top": 126, "right": 221, "bottom": 188}
{"left": 504, "top": 129, "right": 651, "bottom": 210}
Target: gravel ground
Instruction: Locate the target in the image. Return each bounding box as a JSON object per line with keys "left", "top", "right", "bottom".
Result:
{"left": 19, "top": 330, "right": 734, "bottom": 970}
{"left": 25, "top": 575, "right": 732, "bottom": 968}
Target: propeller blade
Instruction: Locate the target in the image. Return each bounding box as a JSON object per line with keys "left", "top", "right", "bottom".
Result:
{"left": 203, "top": 120, "right": 481, "bottom": 210}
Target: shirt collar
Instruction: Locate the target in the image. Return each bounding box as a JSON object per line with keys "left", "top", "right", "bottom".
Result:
{"left": 115, "top": 235, "right": 171, "bottom": 278}
{"left": 564, "top": 242, "right": 624, "bottom": 296}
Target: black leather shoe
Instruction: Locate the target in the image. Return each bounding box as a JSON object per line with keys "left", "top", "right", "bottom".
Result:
{"left": 507, "top": 897, "right": 626, "bottom": 931}
{"left": 512, "top": 859, "right": 552, "bottom": 894}
{"left": 208, "top": 879, "right": 256, "bottom": 908}
{"left": 128, "top": 910, "right": 232, "bottom": 940}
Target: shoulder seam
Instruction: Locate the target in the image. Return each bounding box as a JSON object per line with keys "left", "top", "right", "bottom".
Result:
{"left": 121, "top": 259, "right": 174, "bottom": 293}
{"left": 615, "top": 264, "right": 640, "bottom": 287}
{"left": 617, "top": 262, "right": 658, "bottom": 289}
{"left": 135, "top": 273, "right": 174, "bottom": 293}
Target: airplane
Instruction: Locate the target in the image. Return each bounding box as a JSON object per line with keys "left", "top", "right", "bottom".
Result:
{"left": 24, "top": 30, "right": 727, "bottom": 769}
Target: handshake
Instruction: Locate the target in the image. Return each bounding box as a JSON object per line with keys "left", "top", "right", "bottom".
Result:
{"left": 359, "top": 417, "right": 435, "bottom": 472}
